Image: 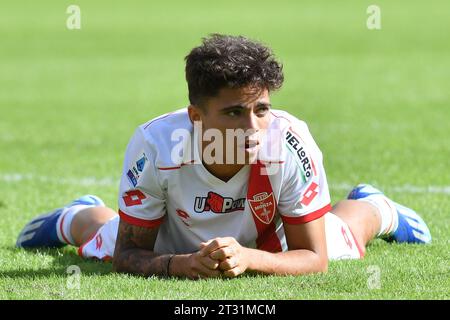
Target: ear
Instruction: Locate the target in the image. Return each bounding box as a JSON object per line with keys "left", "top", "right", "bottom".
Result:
{"left": 187, "top": 105, "right": 203, "bottom": 123}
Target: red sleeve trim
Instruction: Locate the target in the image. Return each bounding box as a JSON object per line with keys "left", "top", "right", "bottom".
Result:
{"left": 281, "top": 203, "right": 332, "bottom": 225}
{"left": 118, "top": 209, "right": 164, "bottom": 228}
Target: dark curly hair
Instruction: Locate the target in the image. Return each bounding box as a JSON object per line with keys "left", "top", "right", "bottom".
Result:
{"left": 185, "top": 34, "right": 284, "bottom": 106}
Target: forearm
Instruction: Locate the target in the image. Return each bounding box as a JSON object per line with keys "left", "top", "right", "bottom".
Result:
{"left": 244, "top": 247, "right": 328, "bottom": 276}
{"left": 113, "top": 248, "right": 173, "bottom": 277}
{"left": 113, "top": 249, "right": 192, "bottom": 278}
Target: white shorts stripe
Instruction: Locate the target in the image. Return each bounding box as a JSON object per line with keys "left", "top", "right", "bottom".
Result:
{"left": 21, "top": 220, "right": 45, "bottom": 234}
{"left": 17, "top": 232, "right": 35, "bottom": 243}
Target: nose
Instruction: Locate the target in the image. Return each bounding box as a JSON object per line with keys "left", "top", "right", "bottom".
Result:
{"left": 242, "top": 112, "right": 259, "bottom": 132}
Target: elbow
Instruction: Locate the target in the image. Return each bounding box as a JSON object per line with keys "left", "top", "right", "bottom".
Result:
{"left": 317, "top": 254, "right": 328, "bottom": 273}
{"left": 319, "top": 258, "right": 328, "bottom": 273}
{"left": 292, "top": 252, "right": 328, "bottom": 276}
{"left": 112, "top": 253, "right": 127, "bottom": 274}
{"left": 314, "top": 253, "right": 328, "bottom": 274}
{"left": 112, "top": 259, "right": 122, "bottom": 273}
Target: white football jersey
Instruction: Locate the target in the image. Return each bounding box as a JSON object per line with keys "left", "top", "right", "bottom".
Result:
{"left": 118, "top": 108, "right": 331, "bottom": 254}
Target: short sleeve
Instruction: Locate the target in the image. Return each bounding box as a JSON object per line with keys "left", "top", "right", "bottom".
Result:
{"left": 278, "top": 122, "right": 332, "bottom": 224}
{"left": 118, "top": 127, "right": 166, "bottom": 228}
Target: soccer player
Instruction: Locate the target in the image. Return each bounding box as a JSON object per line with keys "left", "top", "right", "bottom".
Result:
{"left": 16, "top": 34, "right": 431, "bottom": 279}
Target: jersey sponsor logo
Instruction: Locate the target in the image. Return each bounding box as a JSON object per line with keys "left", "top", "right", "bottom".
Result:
{"left": 300, "top": 182, "right": 319, "bottom": 206}
{"left": 126, "top": 169, "right": 138, "bottom": 187}
{"left": 194, "top": 192, "right": 246, "bottom": 214}
{"left": 136, "top": 154, "right": 147, "bottom": 172}
{"left": 248, "top": 192, "right": 276, "bottom": 224}
{"left": 286, "top": 131, "right": 313, "bottom": 179}
{"left": 126, "top": 152, "right": 149, "bottom": 187}
{"left": 122, "top": 190, "right": 147, "bottom": 207}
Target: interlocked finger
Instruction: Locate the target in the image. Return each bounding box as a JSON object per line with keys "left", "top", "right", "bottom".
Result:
{"left": 209, "top": 246, "right": 235, "bottom": 261}
{"left": 219, "top": 257, "right": 236, "bottom": 271}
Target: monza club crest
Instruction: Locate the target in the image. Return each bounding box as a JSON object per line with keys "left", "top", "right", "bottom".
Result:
{"left": 248, "top": 192, "right": 276, "bottom": 224}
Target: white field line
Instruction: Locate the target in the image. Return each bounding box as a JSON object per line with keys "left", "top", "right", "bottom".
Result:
{"left": 0, "top": 173, "right": 449, "bottom": 195}
{"left": 0, "top": 173, "right": 118, "bottom": 187}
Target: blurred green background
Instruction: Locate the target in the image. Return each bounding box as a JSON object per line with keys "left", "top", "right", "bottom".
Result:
{"left": 0, "top": 0, "right": 448, "bottom": 299}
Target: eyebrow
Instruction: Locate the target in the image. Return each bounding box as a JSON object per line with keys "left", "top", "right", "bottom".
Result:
{"left": 220, "top": 102, "right": 272, "bottom": 112}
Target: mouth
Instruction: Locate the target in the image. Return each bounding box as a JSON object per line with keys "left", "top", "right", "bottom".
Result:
{"left": 244, "top": 140, "right": 259, "bottom": 150}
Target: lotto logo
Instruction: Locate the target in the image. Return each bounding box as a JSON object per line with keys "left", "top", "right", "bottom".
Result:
{"left": 176, "top": 209, "right": 190, "bottom": 227}
{"left": 95, "top": 234, "right": 103, "bottom": 250}
{"left": 341, "top": 226, "right": 353, "bottom": 249}
{"left": 123, "top": 190, "right": 147, "bottom": 207}
{"left": 300, "top": 182, "right": 319, "bottom": 206}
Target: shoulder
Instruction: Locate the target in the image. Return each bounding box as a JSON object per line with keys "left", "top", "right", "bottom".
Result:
{"left": 139, "top": 108, "right": 192, "bottom": 141}
{"left": 267, "top": 109, "right": 322, "bottom": 159}
{"left": 266, "top": 109, "right": 323, "bottom": 180}
{"left": 130, "top": 108, "right": 193, "bottom": 168}
{"left": 270, "top": 109, "right": 314, "bottom": 141}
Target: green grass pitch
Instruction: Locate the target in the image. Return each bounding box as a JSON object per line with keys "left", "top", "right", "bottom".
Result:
{"left": 0, "top": 0, "right": 449, "bottom": 299}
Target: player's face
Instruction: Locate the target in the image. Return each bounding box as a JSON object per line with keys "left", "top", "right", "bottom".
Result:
{"left": 189, "top": 85, "right": 271, "bottom": 165}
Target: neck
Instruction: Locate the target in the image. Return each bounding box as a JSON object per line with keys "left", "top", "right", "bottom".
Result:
{"left": 202, "top": 162, "right": 245, "bottom": 182}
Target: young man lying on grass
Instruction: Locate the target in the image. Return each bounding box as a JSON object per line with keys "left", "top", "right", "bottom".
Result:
{"left": 16, "top": 34, "right": 431, "bottom": 279}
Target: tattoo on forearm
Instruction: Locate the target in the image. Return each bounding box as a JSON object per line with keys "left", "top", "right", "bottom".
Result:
{"left": 112, "top": 219, "right": 172, "bottom": 277}
{"left": 114, "top": 248, "right": 173, "bottom": 277}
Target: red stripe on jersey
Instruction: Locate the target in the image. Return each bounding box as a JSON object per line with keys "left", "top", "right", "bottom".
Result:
{"left": 157, "top": 166, "right": 181, "bottom": 171}
{"left": 118, "top": 209, "right": 164, "bottom": 228}
{"left": 143, "top": 112, "right": 174, "bottom": 130}
{"left": 311, "top": 159, "right": 317, "bottom": 176}
{"left": 260, "top": 160, "right": 285, "bottom": 165}
{"left": 247, "top": 161, "right": 282, "bottom": 253}
{"left": 270, "top": 111, "right": 292, "bottom": 124}
{"left": 158, "top": 160, "right": 196, "bottom": 171}
{"left": 255, "top": 223, "right": 282, "bottom": 253}
{"left": 280, "top": 203, "right": 331, "bottom": 224}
